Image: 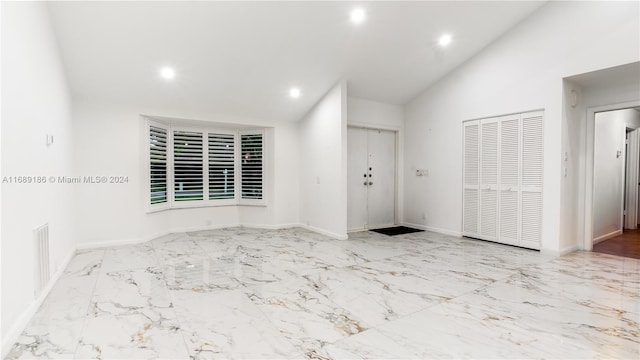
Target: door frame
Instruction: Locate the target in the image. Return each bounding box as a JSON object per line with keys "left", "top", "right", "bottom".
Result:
{"left": 347, "top": 124, "right": 400, "bottom": 231}
{"left": 584, "top": 100, "right": 640, "bottom": 250}
{"left": 624, "top": 128, "right": 639, "bottom": 230}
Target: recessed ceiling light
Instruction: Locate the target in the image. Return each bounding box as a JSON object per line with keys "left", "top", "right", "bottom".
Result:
{"left": 350, "top": 8, "right": 366, "bottom": 24}
{"left": 289, "top": 87, "right": 301, "bottom": 98}
{"left": 438, "top": 34, "right": 453, "bottom": 47}
{"left": 160, "top": 67, "right": 175, "bottom": 80}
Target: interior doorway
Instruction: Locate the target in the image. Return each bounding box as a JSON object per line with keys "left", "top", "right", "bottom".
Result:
{"left": 347, "top": 127, "right": 397, "bottom": 231}
{"left": 564, "top": 61, "right": 639, "bottom": 255}
{"left": 590, "top": 107, "right": 640, "bottom": 256}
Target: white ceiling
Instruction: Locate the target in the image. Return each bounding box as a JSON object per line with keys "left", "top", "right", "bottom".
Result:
{"left": 47, "top": 1, "right": 546, "bottom": 122}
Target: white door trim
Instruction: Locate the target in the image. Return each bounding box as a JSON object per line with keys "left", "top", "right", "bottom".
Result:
{"left": 625, "top": 129, "right": 639, "bottom": 229}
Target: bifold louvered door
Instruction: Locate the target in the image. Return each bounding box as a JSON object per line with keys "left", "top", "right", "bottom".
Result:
{"left": 499, "top": 115, "right": 520, "bottom": 246}
{"left": 520, "top": 112, "right": 544, "bottom": 249}
{"left": 462, "top": 111, "right": 543, "bottom": 250}
{"left": 463, "top": 121, "right": 480, "bottom": 236}
{"left": 480, "top": 118, "right": 499, "bottom": 241}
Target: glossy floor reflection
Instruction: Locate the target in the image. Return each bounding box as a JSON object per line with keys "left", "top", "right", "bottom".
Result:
{"left": 6, "top": 228, "right": 640, "bottom": 359}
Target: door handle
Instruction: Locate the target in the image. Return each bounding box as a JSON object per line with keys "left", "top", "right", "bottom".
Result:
{"left": 368, "top": 181, "right": 373, "bottom": 185}
{"left": 364, "top": 181, "right": 368, "bottom": 186}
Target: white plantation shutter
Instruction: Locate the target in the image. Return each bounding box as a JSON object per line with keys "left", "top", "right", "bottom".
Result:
{"left": 173, "top": 130, "right": 204, "bottom": 202}
{"left": 463, "top": 121, "right": 480, "bottom": 235}
{"left": 149, "top": 124, "right": 168, "bottom": 206}
{"left": 520, "top": 111, "right": 544, "bottom": 249}
{"left": 208, "top": 133, "right": 235, "bottom": 200}
{"left": 499, "top": 116, "right": 520, "bottom": 245}
{"left": 147, "top": 120, "right": 267, "bottom": 210}
{"left": 240, "top": 132, "right": 264, "bottom": 201}
{"left": 480, "top": 119, "right": 498, "bottom": 240}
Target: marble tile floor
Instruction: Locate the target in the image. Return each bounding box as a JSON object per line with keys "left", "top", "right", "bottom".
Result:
{"left": 5, "top": 227, "right": 640, "bottom": 359}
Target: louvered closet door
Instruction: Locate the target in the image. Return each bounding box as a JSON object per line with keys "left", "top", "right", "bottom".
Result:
{"left": 480, "top": 119, "right": 499, "bottom": 241}
{"left": 499, "top": 115, "right": 520, "bottom": 246}
{"left": 520, "top": 111, "right": 544, "bottom": 249}
{"left": 463, "top": 121, "right": 480, "bottom": 237}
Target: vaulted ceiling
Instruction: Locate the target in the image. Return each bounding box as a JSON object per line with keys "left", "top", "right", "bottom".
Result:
{"left": 47, "top": 1, "right": 546, "bottom": 121}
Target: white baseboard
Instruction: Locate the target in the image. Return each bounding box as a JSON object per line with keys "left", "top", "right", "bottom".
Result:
{"left": 402, "top": 222, "right": 462, "bottom": 238}
{"left": 171, "top": 223, "right": 242, "bottom": 234}
{"left": 75, "top": 223, "right": 242, "bottom": 250}
{"left": 540, "top": 244, "right": 579, "bottom": 257}
{"left": 300, "top": 224, "right": 348, "bottom": 240}
{"left": 1, "top": 249, "right": 75, "bottom": 359}
{"left": 559, "top": 244, "right": 580, "bottom": 256}
{"left": 593, "top": 229, "right": 622, "bottom": 245}
{"left": 74, "top": 223, "right": 330, "bottom": 250}
{"left": 241, "top": 223, "right": 302, "bottom": 230}
{"left": 75, "top": 236, "right": 148, "bottom": 250}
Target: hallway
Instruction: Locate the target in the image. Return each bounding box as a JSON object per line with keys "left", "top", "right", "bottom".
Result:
{"left": 594, "top": 229, "right": 640, "bottom": 259}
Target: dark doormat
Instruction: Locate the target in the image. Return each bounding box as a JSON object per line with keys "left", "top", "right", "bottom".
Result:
{"left": 370, "top": 226, "right": 424, "bottom": 236}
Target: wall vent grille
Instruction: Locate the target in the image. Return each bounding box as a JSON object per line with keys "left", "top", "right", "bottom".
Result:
{"left": 34, "top": 223, "right": 50, "bottom": 297}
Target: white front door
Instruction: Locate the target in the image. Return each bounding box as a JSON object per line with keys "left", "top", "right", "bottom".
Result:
{"left": 347, "top": 127, "right": 396, "bottom": 231}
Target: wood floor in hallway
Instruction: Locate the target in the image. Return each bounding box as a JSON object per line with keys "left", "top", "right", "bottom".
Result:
{"left": 593, "top": 229, "right": 640, "bottom": 259}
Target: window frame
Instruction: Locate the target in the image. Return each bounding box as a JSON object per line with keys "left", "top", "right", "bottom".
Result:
{"left": 146, "top": 118, "right": 266, "bottom": 213}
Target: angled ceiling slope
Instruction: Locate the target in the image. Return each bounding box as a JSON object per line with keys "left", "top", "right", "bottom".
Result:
{"left": 47, "top": 1, "right": 546, "bottom": 121}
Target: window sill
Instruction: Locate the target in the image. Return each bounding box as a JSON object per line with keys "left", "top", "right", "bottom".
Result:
{"left": 146, "top": 202, "right": 266, "bottom": 214}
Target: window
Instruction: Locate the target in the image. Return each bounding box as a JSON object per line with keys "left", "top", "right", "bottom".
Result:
{"left": 147, "top": 120, "right": 264, "bottom": 210}
{"left": 149, "top": 125, "right": 168, "bottom": 206}
{"left": 173, "top": 130, "right": 204, "bottom": 202}
{"left": 241, "top": 132, "right": 263, "bottom": 200}
{"left": 208, "top": 133, "right": 235, "bottom": 200}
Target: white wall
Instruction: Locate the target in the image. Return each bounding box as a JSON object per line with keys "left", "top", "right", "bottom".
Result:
{"left": 592, "top": 109, "right": 640, "bottom": 241}
{"left": 299, "top": 81, "right": 348, "bottom": 239}
{"left": 404, "top": 1, "right": 640, "bottom": 252}
{"left": 72, "top": 99, "right": 300, "bottom": 247}
{"left": 347, "top": 97, "right": 403, "bottom": 129}
{"left": 1, "top": 1, "right": 76, "bottom": 351}
{"left": 559, "top": 81, "right": 583, "bottom": 253}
